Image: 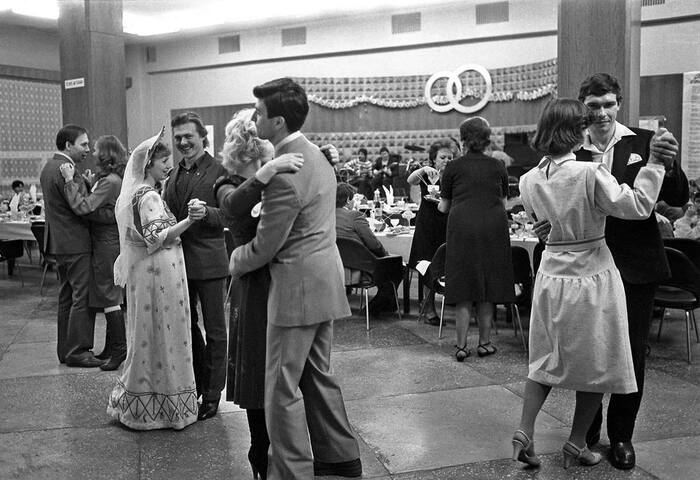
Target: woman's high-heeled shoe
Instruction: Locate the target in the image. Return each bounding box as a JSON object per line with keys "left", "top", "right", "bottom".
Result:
{"left": 511, "top": 430, "right": 541, "bottom": 467}
{"left": 248, "top": 448, "right": 267, "bottom": 479}
{"left": 455, "top": 345, "right": 470, "bottom": 362}
{"left": 562, "top": 441, "right": 602, "bottom": 469}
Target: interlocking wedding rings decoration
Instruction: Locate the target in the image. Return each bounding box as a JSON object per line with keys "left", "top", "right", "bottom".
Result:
{"left": 424, "top": 64, "right": 493, "bottom": 114}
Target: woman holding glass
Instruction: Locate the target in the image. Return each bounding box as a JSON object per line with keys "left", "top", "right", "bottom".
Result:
{"left": 407, "top": 140, "right": 454, "bottom": 324}
{"left": 438, "top": 117, "right": 514, "bottom": 361}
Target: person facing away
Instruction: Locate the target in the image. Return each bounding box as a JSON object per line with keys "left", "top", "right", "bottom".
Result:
{"left": 532, "top": 73, "right": 688, "bottom": 471}
{"left": 229, "top": 77, "right": 362, "bottom": 480}
{"left": 39, "top": 124, "right": 107, "bottom": 368}
{"left": 59, "top": 135, "right": 128, "bottom": 371}
{"left": 513, "top": 98, "right": 667, "bottom": 470}
{"left": 162, "top": 111, "right": 228, "bottom": 421}
{"left": 335, "top": 182, "right": 403, "bottom": 317}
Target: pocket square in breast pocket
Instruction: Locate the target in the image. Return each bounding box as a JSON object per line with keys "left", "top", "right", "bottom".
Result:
{"left": 627, "top": 153, "right": 643, "bottom": 165}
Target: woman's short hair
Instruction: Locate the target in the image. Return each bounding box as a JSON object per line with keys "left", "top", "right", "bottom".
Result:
{"left": 532, "top": 98, "right": 590, "bottom": 156}
{"left": 459, "top": 117, "right": 491, "bottom": 152}
{"left": 219, "top": 108, "right": 274, "bottom": 174}
{"left": 11, "top": 180, "right": 24, "bottom": 190}
{"left": 94, "top": 135, "right": 127, "bottom": 178}
{"left": 428, "top": 139, "right": 455, "bottom": 164}
{"left": 170, "top": 111, "right": 209, "bottom": 148}
{"left": 336, "top": 182, "right": 357, "bottom": 208}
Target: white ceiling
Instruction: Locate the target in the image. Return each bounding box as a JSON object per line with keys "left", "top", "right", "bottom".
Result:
{"left": 0, "top": 0, "right": 466, "bottom": 43}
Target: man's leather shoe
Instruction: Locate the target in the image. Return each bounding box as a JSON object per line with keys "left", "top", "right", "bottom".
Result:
{"left": 65, "top": 352, "right": 104, "bottom": 368}
{"left": 609, "top": 441, "right": 635, "bottom": 470}
{"left": 313, "top": 458, "right": 362, "bottom": 478}
{"left": 197, "top": 401, "right": 219, "bottom": 421}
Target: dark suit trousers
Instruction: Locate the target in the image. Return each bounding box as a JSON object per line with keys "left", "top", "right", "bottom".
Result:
{"left": 55, "top": 253, "right": 94, "bottom": 362}
{"left": 188, "top": 277, "right": 227, "bottom": 402}
{"left": 590, "top": 281, "right": 656, "bottom": 443}
{"left": 265, "top": 321, "right": 360, "bottom": 480}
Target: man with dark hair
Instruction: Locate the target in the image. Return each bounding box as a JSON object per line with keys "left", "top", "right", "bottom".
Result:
{"left": 230, "top": 77, "right": 361, "bottom": 479}
{"left": 535, "top": 72, "right": 688, "bottom": 470}
{"left": 39, "top": 124, "right": 103, "bottom": 367}
{"left": 163, "top": 111, "right": 228, "bottom": 421}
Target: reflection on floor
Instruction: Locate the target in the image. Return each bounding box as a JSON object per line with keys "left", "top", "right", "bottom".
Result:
{"left": 1, "top": 265, "right": 699, "bottom": 479}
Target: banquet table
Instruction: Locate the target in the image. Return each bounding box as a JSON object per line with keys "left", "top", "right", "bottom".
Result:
{"left": 375, "top": 230, "right": 540, "bottom": 313}
{"left": 0, "top": 220, "right": 38, "bottom": 242}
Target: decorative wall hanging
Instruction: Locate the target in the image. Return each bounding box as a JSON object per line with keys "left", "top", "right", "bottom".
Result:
{"left": 294, "top": 58, "right": 557, "bottom": 110}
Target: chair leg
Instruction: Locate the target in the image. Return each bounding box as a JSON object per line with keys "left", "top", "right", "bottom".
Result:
{"left": 438, "top": 296, "right": 445, "bottom": 339}
{"left": 512, "top": 303, "right": 527, "bottom": 351}
{"left": 656, "top": 308, "right": 666, "bottom": 341}
{"left": 365, "top": 288, "right": 370, "bottom": 331}
{"left": 692, "top": 309, "right": 700, "bottom": 343}
{"left": 685, "top": 310, "right": 692, "bottom": 364}
{"left": 16, "top": 262, "right": 24, "bottom": 288}
{"left": 40, "top": 263, "right": 49, "bottom": 296}
{"left": 391, "top": 283, "right": 401, "bottom": 321}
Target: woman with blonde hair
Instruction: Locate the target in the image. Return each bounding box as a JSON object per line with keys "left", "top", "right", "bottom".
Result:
{"left": 215, "top": 108, "right": 303, "bottom": 479}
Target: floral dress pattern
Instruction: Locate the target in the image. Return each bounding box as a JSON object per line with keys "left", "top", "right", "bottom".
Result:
{"left": 107, "top": 186, "right": 197, "bottom": 430}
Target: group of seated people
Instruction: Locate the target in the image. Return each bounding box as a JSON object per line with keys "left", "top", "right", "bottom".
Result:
{"left": 655, "top": 184, "right": 700, "bottom": 239}
{"left": 338, "top": 146, "right": 405, "bottom": 199}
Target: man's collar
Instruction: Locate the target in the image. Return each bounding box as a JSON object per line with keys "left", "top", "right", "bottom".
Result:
{"left": 582, "top": 121, "right": 635, "bottom": 152}
{"left": 274, "top": 131, "right": 303, "bottom": 153}
{"left": 56, "top": 152, "right": 74, "bottom": 164}
{"left": 179, "top": 152, "right": 206, "bottom": 170}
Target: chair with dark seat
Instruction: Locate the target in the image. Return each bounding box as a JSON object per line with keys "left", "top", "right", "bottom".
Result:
{"left": 653, "top": 247, "right": 700, "bottom": 363}
{"left": 664, "top": 238, "right": 700, "bottom": 269}
{"left": 30, "top": 222, "right": 57, "bottom": 295}
{"left": 336, "top": 237, "right": 403, "bottom": 330}
{"left": 0, "top": 240, "right": 24, "bottom": 287}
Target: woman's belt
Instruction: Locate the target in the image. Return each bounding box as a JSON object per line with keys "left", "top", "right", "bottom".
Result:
{"left": 545, "top": 234, "right": 606, "bottom": 252}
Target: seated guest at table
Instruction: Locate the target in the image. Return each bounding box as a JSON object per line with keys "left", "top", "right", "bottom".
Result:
{"left": 439, "top": 117, "right": 514, "bottom": 361}
{"left": 60, "top": 135, "right": 127, "bottom": 371}
{"left": 407, "top": 140, "right": 454, "bottom": 325}
{"left": 9, "top": 180, "right": 24, "bottom": 212}
{"left": 346, "top": 148, "right": 373, "bottom": 199}
{"left": 336, "top": 182, "right": 402, "bottom": 316}
{"left": 655, "top": 199, "right": 686, "bottom": 224}
{"left": 372, "top": 146, "right": 398, "bottom": 191}
{"left": 513, "top": 98, "right": 666, "bottom": 469}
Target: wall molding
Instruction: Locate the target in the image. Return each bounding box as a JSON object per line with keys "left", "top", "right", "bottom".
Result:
{"left": 0, "top": 65, "right": 60, "bottom": 83}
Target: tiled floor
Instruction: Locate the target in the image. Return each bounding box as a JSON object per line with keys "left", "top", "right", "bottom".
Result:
{"left": 1, "top": 265, "right": 699, "bottom": 479}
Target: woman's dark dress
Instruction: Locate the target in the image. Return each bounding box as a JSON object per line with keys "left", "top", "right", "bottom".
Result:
{"left": 218, "top": 175, "right": 268, "bottom": 409}
{"left": 408, "top": 173, "right": 447, "bottom": 268}
{"left": 440, "top": 152, "right": 515, "bottom": 304}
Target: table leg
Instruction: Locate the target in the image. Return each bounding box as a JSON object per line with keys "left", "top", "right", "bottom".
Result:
{"left": 403, "top": 267, "right": 411, "bottom": 314}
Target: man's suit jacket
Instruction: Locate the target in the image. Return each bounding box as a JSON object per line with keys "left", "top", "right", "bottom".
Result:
{"left": 230, "top": 135, "right": 351, "bottom": 327}
{"left": 576, "top": 127, "right": 689, "bottom": 284}
{"left": 39, "top": 154, "right": 91, "bottom": 255}
{"left": 335, "top": 207, "right": 387, "bottom": 257}
{"left": 162, "top": 152, "right": 228, "bottom": 280}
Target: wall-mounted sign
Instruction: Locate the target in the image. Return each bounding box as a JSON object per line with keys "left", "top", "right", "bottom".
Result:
{"left": 64, "top": 78, "right": 85, "bottom": 90}
{"left": 424, "top": 64, "right": 492, "bottom": 114}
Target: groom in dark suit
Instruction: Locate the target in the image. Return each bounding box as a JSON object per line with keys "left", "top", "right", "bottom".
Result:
{"left": 40, "top": 124, "right": 104, "bottom": 367}
{"left": 163, "top": 112, "right": 229, "bottom": 420}
{"left": 536, "top": 73, "right": 688, "bottom": 469}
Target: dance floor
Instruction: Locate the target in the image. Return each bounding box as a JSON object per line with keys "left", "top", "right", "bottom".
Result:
{"left": 1, "top": 263, "right": 699, "bottom": 479}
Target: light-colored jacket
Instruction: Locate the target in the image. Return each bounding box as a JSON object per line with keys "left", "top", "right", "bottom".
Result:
{"left": 230, "top": 134, "right": 351, "bottom": 326}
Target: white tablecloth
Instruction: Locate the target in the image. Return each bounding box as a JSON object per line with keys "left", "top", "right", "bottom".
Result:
{"left": 0, "top": 221, "right": 36, "bottom": 242}
{"left": 376, "top": 231, "right": 540, "bottom": 267}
